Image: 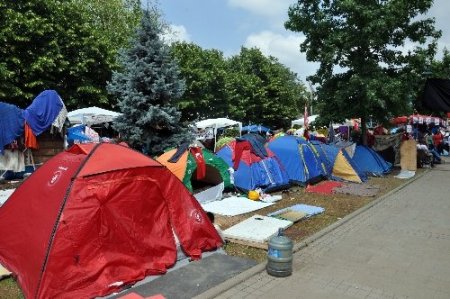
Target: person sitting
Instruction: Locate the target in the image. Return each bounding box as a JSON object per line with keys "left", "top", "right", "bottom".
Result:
{"left": 417, "top": 138, "right": 441, "bottom": 167}
{"left": 417, "top": 140, "right": 433, "bottom": 168}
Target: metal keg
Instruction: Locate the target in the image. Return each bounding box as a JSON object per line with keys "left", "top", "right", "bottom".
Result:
{"left": 266, "top": 229, "right": 293, "bottom": 277}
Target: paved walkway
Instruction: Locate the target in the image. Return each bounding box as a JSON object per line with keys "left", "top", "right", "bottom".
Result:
{"left": 196, "top": 160, "right": 450, "bottom": 299}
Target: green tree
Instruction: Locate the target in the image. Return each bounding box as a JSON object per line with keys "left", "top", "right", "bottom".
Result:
{"left": 73, "top": 0, "right": 142, "bottom": 52}
{"left": 171, "top": 42, "right": 229, "bottom": 121}
{"left": 430, "top": 49, "right": 450, "bottom": 79}
{"left": 108, "top": 9, "right": 192, "bottom": 156}
{"left": 0, "top": 0, "right": 140, "bottom": 109}
{"left": 226, "top": 47, "right": 307, "bottom": 128}
{"left": 406, "top": 48, "right": 450, "bottom": 114}
{"left": 285, "top": 0, "right": 441, "bottom": 142}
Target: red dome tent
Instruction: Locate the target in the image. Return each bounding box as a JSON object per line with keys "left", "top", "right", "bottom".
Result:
{"left": 0, "top": 143, "right": 222, "bottom": 299}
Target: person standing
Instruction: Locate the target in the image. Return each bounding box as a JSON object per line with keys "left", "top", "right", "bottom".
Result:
{"left": 425, "top": 131, "right": 434, "bottom": 150}
{"left": 433, "top": 129, "right": 444, "bottom": 154}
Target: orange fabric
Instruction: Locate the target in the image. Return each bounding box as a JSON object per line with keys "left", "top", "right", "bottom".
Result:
{"left": 156, "top": 149, "right": 188, "bottom": 181}
{"left": 24, "top": 122, "right": 38, "bottom": 149}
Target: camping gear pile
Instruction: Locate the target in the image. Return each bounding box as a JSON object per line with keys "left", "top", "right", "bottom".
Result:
{"left": 0, "top": 90, "right": 67, "bottom": 155}
{"left": 1, "top": 90, "right": 67, "bottom": 179}
{"left": 66, "top": 106, "right": 121, "bottom": 145}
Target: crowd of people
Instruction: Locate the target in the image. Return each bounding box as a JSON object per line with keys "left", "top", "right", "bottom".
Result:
{"left": 408, "top": 125, "right": 449, "bottom": 167}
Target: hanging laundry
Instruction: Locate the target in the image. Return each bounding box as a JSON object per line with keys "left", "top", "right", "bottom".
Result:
{"left": 51, "top": 101, "right": 68, "bottom": 133}
{"left": 24, "top": 122, "right": 39, "bottom": 150}
{"left": 0, "top": 149, "right": 25, "bottom": 172}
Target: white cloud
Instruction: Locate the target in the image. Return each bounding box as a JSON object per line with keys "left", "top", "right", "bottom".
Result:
{"left": 162, "top": 24, "right": 191, "bottom": 44}
{"left": 428, "top": 0, "right": 450, "bottom": 57}
{"left": 227, "top": 0, "right": 292, "bottom": 25}
{"left": 244, "top": 31, "right": 318, "bottom": 82}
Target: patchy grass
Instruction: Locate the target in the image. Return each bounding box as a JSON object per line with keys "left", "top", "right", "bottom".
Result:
{"left": 0, "top": 278, "right": 23, "bottom": 299}
{"left": 0, "top": 167, "right": 419, "bottom": 297}
{"left": 219, "top": 168, "right": 415, "bottom": 262}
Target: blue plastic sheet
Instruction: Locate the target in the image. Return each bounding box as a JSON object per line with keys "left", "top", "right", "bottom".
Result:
{"left": 23, "top": 90, "right": 63, "bottom": 136}
{"left": 268, "top": 204, "right": 325, "bottom": 218}
{"left": 0, "top": 102, "right": 24, "bottom": 154}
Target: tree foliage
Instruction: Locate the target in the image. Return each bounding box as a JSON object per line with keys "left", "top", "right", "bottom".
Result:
{"left": 285, "top": 0, "right": 441, "bottom": 130}
{"left": 226, "top": 47, "right": 307, "bottom": 128}
{"left": 172, "top": 44, "right": 308, "bottom": 129}
{"left": 108, "top": 9, "right": 192, "bottom": 156}
{"left": 73, "top": 0, "right": 142, "bottom": 52}
{"left": 171, "top": 42, "right": 229, "bottom": 121}
{"left": 0, "top": 0, "right": 140, "bottom": 109}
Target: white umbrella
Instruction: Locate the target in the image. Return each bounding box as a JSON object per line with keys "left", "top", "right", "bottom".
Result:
{"left": 68, "top": 107, "right": 120, "bottom": 126}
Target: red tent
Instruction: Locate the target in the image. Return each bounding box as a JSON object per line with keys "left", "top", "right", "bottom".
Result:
{"left": 0, "top": 143, "right": 222, "bottom": 299}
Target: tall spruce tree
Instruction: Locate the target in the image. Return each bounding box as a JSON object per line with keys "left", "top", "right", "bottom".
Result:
{"left": 108, "top": 9, "right": 192, "bottom": 155}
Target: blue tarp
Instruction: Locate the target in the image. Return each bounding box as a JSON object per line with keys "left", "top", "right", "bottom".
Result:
{"left": 268, "top": 136, "right": 326, "bottom": 185}
{"left": 352, "top": 145, "right": 392, "bottom": 176}
{"left": 0, "top": 102, "right": 24, "bottom": 154}
{"left": 67, "top": 125, "right": 91, "bottom": 144}
{"left": 238, "top": 133, "right": 268, "bottom": 158}
{"left": 23, "top": 90, "right": 63, "bottom": 136}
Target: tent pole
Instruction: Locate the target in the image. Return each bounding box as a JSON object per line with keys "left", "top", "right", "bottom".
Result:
{"left": 214, "top": 124, "right": 217, "bottom": 152}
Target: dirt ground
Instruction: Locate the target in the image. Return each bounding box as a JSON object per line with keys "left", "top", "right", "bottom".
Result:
{"left": 0, "top": 180, "right": 22, "bottom": 191}
{"left": 0, "top": 167, "right": 420, "bottom": 298}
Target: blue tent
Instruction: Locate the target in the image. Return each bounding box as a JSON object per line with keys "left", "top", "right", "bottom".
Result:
{"left": 352, "top": 145, "right": 392, "bottom": 176}
{"left": 310, "top": 141, "right": 368, "bottom": 183}
{"left": 268, "top": 136, "right": 326, "bottom": 185}
{"left": 216, "top": 140, "right": 289, "bottom": 192}
{"left": 241, "top": 124, "right": 270, "bottom": 134}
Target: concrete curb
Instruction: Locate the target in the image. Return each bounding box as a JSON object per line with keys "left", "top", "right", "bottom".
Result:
{"left": 194, "top": 169, "right": 430, "bottom": 299}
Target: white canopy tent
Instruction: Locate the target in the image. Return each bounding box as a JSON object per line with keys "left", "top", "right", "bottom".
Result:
{"left": 68, "top": 107, "right": 121, "bottom": 126}
{"left": 195, "top": 118, "right": 242, "bottom": 130}
{"left": 195, "top": 118, "right": 242, "bottom": 151}
{"left": 291, "top": 114, "right": 319, "bottom": 127}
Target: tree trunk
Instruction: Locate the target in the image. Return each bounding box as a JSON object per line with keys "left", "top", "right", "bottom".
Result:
{"left": 361, "top": 115, "right": 367, "bottom": 145}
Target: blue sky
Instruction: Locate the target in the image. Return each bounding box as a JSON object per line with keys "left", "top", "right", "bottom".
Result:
{"left": 158, "top": 0, "right": 450, "bottom": 83}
